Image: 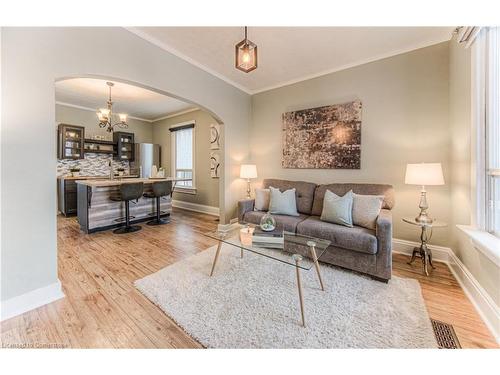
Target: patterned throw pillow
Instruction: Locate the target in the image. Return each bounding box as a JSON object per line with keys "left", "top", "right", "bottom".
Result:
{"left": 254, "top": 188, "right": 270, "bottom": 211}
{"left": 352, "top": 193, "right": 384, "bottom": 230}
{"left": 320, "top": 190, "right": 354, "bottom": 227}
{"left": 268, "top": 186, "right": 299, "bottom": 216}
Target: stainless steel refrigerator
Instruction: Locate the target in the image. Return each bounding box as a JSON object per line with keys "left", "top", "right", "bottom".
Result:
{"left": 130, "top": 143, "right": 161, "bottom": 178}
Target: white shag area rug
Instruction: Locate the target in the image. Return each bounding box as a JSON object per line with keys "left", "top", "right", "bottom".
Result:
{"left": 135, "top": 244, "right": 437, "bottom": 348}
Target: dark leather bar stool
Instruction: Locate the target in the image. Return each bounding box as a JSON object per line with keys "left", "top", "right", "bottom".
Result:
{"left": 110, "top": 182, "right": 144, "bottom": 234}
{"left": 143, "top": 180, "right": 172, "bottom": 226}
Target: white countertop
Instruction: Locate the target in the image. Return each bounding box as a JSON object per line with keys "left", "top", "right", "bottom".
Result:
{"left": 58, "top": 175, "right": 138, "bottom": 180}
{"left": 76, "top": 177, "right": 178, "bottom": 187}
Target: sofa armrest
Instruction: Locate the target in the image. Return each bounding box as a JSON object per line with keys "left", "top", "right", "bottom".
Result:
{"left": 375, "top": 209, "right": 393, "bottom": 280}
{"left": 238, "top": 199, "right": 255, "bottom": 223}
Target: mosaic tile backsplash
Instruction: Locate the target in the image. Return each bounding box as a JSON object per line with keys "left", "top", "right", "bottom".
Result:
{"left": 57, "top": 153, "right": 130, "bottom": 177}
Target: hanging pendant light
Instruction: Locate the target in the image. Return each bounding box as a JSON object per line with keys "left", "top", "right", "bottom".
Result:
{"left": 235, "top": 26, "right": 258, "bottom": 73}
{"left": 96, "top": 82, "right": 128, "bottom": 132}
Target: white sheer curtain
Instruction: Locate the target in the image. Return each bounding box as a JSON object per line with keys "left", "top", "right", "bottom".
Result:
{"left": 174, "top": 127, "right": 193, "bottom": 187}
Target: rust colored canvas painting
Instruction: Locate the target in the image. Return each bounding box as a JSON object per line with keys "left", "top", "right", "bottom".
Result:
{"left": 282, "top": 100, "right": 362, "bottom": 169}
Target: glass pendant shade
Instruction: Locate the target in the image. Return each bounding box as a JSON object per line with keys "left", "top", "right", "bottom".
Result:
{"left": 119, "top": 113, "right": 127, "bottom": 123}
{"left": 97, "top": 112, "right": 105, "bottom": 122}
{"left": 235, "top": 27, "right": 257, "bottom": 73}
{"left": 99, "top": 108, "right": 110, "bottom": 117}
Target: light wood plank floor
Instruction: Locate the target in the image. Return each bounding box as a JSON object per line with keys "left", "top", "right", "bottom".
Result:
{"left": 1, "top": 209, "right": 497, "bottom": 348}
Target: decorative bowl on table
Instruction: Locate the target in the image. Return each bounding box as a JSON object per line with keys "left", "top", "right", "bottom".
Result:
{"left": 259, "top": 213, "right": 276, "bottom": 232}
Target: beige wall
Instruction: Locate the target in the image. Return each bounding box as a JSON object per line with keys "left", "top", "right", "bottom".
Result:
{"left": 1, "top": 27, "right": 250, "bottom": 303}
{"left": 152, "top": 110, "right": 220, "bottom": 207}
{"left": 251, "top": 42, "right": 451, "bottom": 246}
{"left": 55, "top": 104, "right": 153, "bottom": 143}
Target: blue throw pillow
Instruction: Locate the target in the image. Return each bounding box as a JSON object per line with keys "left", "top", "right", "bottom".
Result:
{"left": 268, "top": 186, "right": 300, "bottom": 216}
{"left": 320, "top": 190, "right": 354, "bottom": 227}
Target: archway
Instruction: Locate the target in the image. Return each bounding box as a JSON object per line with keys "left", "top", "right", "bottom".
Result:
{"left": 55, "top": 74, "right": 226, "bottom": 225}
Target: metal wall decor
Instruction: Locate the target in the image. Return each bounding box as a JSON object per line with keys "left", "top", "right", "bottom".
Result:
{"left": 210, "top": 123, "right": 221, "bottom": 150}
{"left": 210, "top": 151, "right": 220, "bottom": 178}
{"left": 210, "top": 123, "right": 221, "bottom": 178}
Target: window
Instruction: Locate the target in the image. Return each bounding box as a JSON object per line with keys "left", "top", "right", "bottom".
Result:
{"left": 473, "top": 27, "right": 500, "bottom": 237}
{"left": 486, "top": 28, "right": 500, "bottom": 237}
{"left": 170, "top": 122, "right": 195, "bottom": 192}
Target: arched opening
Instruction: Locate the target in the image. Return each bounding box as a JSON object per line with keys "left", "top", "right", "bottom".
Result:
{"left": 55, "top": 74, "right": 226, "bottom": 231}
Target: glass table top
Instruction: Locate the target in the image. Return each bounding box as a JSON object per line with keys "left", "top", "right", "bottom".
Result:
{"left": 203, "top": 224, "right": 331, "bottom": 270}
{"left": 402, "top": 217, "right": 447, "bottom": 228}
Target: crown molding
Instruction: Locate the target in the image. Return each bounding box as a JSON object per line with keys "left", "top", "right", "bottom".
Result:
{"left": 152, "top": 107, "right": 200, "bottom": 123}
{"left": 126, "top": 27, "right": 452, "bottom": 96}
{"left": 251, "top": 36, "right": 453, "bottom": 94}
{"left": 125, "top": 27, "right": 253, "bottom": 95}
{"left": 56, "top": 100, "right": 186, "bottom": 123}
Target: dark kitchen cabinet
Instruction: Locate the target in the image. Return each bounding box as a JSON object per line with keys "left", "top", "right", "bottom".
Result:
{"left": 113, "top": 131, "right": 135, "bottom": 161}
{"left": 58, "top": 124, "right": 85, "bottom": 159}
{"left": 58, "top": 179, "right": 78, "bottom": 216}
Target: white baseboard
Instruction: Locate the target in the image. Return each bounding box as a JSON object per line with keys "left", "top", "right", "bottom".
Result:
{"left": 392, "top": 238, "right": 451, "bottom": 263}
{"left": 217, "top": 221, "right": 241, "bottom": 232}
{"left": 1, "top": 280, "right": 65, "bottom": 322}
{"left": 172, "top": 200, "right": 219, "bottom": 216}
{"left": 447, "top": 251, "right": 500, "bottom": 344}
{"left": 392, "top": 238, "right": 500, "bottom": 344}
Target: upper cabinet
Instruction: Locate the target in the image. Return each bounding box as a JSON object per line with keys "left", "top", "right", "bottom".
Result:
{"left": 58, "top": 124, "right": 85, "bottom": 159}
{"left": 113, "top": 131, "right": 135, "bottom": 161}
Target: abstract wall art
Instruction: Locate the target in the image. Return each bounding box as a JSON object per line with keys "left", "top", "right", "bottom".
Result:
{"left": 282, "top": 100, "right": 362, "bottom": 169}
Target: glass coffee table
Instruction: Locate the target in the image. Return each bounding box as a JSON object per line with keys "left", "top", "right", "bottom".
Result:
{"left": 203, "top": 225, "right": 331, "bottom": 327}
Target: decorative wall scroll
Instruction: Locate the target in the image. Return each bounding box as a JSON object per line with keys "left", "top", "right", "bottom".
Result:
{"left": 210, "top": 151, "right": 220, "bottom": 178}
{"left": 210, "top": 124, "right": 221, "bottom": 150}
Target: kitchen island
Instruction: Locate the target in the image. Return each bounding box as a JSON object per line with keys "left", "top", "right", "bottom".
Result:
{"left": 76, "top": 178, "right": 175, "bottom": 233}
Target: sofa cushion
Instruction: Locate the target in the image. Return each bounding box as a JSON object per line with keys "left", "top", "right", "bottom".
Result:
{"left": 320, "top": 190, "right": 353, "bottom": 227}
{"left": 254, "top": 188, "right": 270, "bottom": 211}
{"left": 243, "top": 211, "right": 308, "bottom": 233}
{"left": 352, "top": 193, "right": 384, "bottom": 230}
{"left": 312, "top": 183, "right": 395, "bottom": 216}
{"left": 296, "top": 216, "right": 378, "bottom": 255}
{"left": 269, "top": 186, "right": 299, "bottom": 216}
{"left": 263, "top": 179, "right": 317, "bottom": 215}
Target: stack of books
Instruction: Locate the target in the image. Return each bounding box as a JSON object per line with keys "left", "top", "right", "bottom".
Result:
{"left": 252, "top": 227, "right": 284, "bottom": 248}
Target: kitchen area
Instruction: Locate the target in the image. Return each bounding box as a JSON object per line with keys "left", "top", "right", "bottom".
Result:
{"left": 56, "top": 78, "right": 220, "bottom": 235}
{"left": 57, "top": 124, "right": 173, "bottom": 233}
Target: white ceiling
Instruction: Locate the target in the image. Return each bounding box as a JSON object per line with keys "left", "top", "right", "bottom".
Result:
{"left": 129, "top": 27, "right": 455, "bottom": 94}
{"left": 55, "top": 78, "right": 196, "bottom": 121}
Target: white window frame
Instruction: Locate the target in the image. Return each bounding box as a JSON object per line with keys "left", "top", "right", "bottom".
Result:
{"left": 170, "top": 120, "right": 196, "bottom": 194}
{"left": 471, "top": 27, "right": 500, "bottom": 235}
{"left": 485, "top": 27, "right": 500, "bottom": 237}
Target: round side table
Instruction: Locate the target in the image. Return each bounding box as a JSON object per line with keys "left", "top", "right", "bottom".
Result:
{"left": 402, "top": 217, "right": 447, "bottom": 276}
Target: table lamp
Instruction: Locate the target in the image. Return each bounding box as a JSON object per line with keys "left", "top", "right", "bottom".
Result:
{"left": 240, "top": 164, "right": 257, "bottom": 198}
{"left": 405, "top": 163, "right": 444, "bottom": 224}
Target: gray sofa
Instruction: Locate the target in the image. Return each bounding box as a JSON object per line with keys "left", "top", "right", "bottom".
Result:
{"left": 238, "top": 179, "right": 395, "bottom": 282}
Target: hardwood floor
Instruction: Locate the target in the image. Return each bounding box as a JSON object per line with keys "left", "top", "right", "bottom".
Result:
{"left": 1, "top": 209, "right": 497, "bottom": 348}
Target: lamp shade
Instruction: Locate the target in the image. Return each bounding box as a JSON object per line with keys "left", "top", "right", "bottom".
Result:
{"left": 240, "top": 164, "right": 257, "bottom": 179}
{"left": 405, "top": 163, "right": 445, "bottom": 186}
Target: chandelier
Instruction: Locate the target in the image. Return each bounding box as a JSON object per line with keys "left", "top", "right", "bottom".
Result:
{"left": 96, "top": 82, "right": 128, "bottom": 132}
{"left": 235, "top": 26, "right": 258, "bottom": 73}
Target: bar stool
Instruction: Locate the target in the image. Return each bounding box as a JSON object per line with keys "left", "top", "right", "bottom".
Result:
{"left": 110, "top": 182, "right": 144, "bottom": 234}
{"left": 143, "top": 180, "right": 172, "bottom": 226}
